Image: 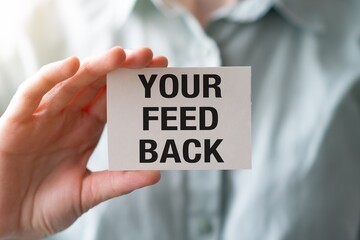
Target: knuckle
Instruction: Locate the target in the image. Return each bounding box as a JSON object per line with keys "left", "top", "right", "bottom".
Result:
{"left": 81, "top": 61, "right": 98, "bottom": 78}
{"left": 36, "top": 67, "right": 56, "bottom": 87}
{"left": 17, "top": 82, "right": 36, "bottom": 101}
{"left": 59, "top": 82, "right": 78, "bottom": 96}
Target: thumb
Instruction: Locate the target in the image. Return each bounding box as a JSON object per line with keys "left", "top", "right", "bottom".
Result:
{"left": 80, "top": 170, "right": 161, "bottom": 212}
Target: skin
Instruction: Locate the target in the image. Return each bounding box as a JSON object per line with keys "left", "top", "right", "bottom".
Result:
{"left": 178, "top": 0, "right": 237, "bottom": 26}
{"left": 0, "top": 47, "right": 168, "bottom": 239}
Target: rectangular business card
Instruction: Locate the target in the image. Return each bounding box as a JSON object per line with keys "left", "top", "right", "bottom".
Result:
{"left": 107, "top": 67, "right": 251, "bottom": 170}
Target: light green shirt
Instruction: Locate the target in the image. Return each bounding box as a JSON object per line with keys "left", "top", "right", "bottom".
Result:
{"left": 1, "top": 0, "right": 360, "bottom": 239}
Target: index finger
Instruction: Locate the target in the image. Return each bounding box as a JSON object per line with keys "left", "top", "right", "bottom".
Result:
{"left": 3, "top": 56, "right": 80, "bottom": 121}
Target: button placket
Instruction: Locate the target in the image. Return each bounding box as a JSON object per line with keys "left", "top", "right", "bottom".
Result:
{"left": 186, "top": 171, "right": 222, "bottom": 240}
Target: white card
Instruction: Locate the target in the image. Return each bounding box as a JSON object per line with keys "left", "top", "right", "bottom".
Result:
{"left": 107, "top": 67, "right": 251, "bottom": 170}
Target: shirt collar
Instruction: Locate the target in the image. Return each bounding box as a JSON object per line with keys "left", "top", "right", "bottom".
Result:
{"left": 274, "top": 0, "right": 326, "bottom": 33}
{"left": 117, "top": 0, "right": 354, "bottom": 34}
{"left": 211, "top": 0, "right": 274, "bottom": 23}
{"left": 108, "top": 0, "right": 137, "bottom": 29}
{"left": 213, "top": 0, "right": 327, "bottom": 33}
{"left": 275, "top": 0, "right": 360, "bottom": 35}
